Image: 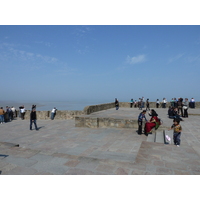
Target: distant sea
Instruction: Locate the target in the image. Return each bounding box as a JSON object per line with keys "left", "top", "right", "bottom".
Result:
{"left": 0, "top": 100, "right": 111, "bottom": 111}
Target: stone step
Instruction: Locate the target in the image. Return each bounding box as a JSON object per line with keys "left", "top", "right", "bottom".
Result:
{"left": 164, "top": 130, "right": 174, "bottom": 145}
{"left": 155, "top": 131, "right": 164, "bottom": 143}
{"left": 147, "top": 132, "right": 156, "bottom": 142}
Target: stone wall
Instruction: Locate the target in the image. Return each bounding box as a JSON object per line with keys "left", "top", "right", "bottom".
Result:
{"left": 75, "top": 116, "right": 138, "bottom": 128}
{"left": 83, "top": 102, "right": 115, "bottom": 115}
{"left": 17, "top": 110, "right": 84, "bottom": 120}
{"left": 10, "top": 101, "right": 199, "bottom": 121}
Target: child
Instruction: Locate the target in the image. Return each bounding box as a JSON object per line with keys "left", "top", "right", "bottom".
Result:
{"left": 168, "top": 119, "right": 182, "bottom": 147}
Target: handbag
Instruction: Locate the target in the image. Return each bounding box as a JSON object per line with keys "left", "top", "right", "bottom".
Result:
{"left": 183, "top": 106, "right": 187, "bottom": 110}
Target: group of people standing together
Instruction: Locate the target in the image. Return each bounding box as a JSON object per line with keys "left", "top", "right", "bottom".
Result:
{"left": 0, "top": 104, "right": 57, "bottom": 131}
{"left": 0, "top": 106, "right": 19, "bottom": 124}
{"left": 0, "top": 105, "right": 29, "bottom": 124}
{"left": 130, "top": 97, "right": 150, "bottom": 110}
{"left": 168, "top": 98, "right": 190, "bottom": 120}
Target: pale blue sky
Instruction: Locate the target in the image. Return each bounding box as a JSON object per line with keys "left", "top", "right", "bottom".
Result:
{"left": 1, "top": 25, "right": 200, "bottom": 102}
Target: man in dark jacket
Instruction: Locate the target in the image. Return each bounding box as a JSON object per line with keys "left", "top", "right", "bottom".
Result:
{"left": 30, "top": 109, "right": 38, "bottom": 130}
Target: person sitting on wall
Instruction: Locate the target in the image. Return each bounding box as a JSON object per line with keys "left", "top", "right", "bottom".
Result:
{"left": 145, "top": 109, "right": 160, "bottom": 135}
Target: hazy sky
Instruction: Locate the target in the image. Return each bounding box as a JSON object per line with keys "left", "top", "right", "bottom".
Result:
{"left": 1, "top": 25, "right": 200, "bottom": 102}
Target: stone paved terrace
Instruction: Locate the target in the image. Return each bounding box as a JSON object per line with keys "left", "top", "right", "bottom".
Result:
{"left": 0, "top": 107, "right": 200, "bottom": 175}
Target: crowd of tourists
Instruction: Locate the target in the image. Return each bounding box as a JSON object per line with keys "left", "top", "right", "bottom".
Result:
{"left": 0, "top": 105, "right": 36, "bottom": 124}
{"left": 0, "top": 103, "right": 57, "bottom": 132}
{"left": 129, "top": 97, "right": 195, "bottom": 110}
{"left": 136, "top": 97, "right": 196, "bottom": 147}
{"left": 0, "top": 106, "right": 17, "bottom": 124}
{"left": 114, "top": 97, "right": 196, "bottom": 112}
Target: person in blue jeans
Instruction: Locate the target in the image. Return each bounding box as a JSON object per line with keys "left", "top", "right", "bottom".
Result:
{"left": 168, "top": 118, "right": 182, "bottom": 147}
{"left": 30, "top": 109, "right": 38, "bottom": 130}
{"left": 0, "top": 107, "right": 5, "bottom": 124}
{"left": 138, "top": 110, "right": 147, "bottom": 135}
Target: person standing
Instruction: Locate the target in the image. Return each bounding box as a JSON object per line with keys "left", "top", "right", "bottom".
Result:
{"left": 138, "top": 110, "right": 147, "bottom": 135}
{"left": 134, "top": 100, "right": 137, "bottom": 108}
{"left": 115, "top": 98, "right": 119, "bottom": 110}
{"left": 51, "top": 107, "right": 57, "bottom": 120}
{"left": 5, "top": 106, "right": 13, "bottom": 122}
{"left": 20, "top": 106, "right": 26, "bottom": 120}
{"left": 138, "top": 98, "right": 141, "bottom": 110}
{"left": 30, "top": 108, "right": 38, "bottom": 130}
{"left": 156, "top": 99, "right": 160, "bottom": 108}
{"left": 168, "top": 118, "right": 182, "bottom": 147}
{"left": 162, "top": 98, "right": 167, "bottom": 108}
{"left": 146, "top": 99, "right": 150, "bottom": 111}
{"left": 170, "top": 98, "right": 175, "bottom": 107}
{"left": 174, "top": 98, "right": 178, "bottom": 108}
{"left": 130, "top": 99, "right": 133, "bottom": 108}
{"left": 11, "top": 106, "right": 16, "bottom": 119}
{"left": 0, "top": 107, "right": 5, "bottom": 124}
{"left": 183, "top": 98, "right": 189, "bottom": 118}
{"left": 190, "top": 98, "right": 195, "bottom": 108}
{"left": 177, "top": 98, "right": 184, "bottom": 117}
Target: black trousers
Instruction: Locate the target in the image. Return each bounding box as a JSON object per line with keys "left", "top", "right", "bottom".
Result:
{"left": 138, "top": 120, "right": 143, "bottom": 135}
{"left": 184, "top": 108, "right": 188, "bottom": 117}
{"left": 178, "top": 106, "right": 183, "bottom": 117}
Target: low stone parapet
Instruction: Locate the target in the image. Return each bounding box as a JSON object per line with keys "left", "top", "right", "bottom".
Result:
{"left": 83, "top": 102, "right": 115, "bottom": 115}
{"left": 20, "top": 110, "right": 84, "bottom": 120}
{"left": 75, "top": 116, "right": 138, "bottom": 128}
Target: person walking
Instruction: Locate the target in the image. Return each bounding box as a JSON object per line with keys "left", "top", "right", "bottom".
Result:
{"left": 0, "top": 107, "right": 5, "bottom": 124}
{"left": 138, "top": 110, "right": 147, "bottom": 135}
{"left": 51, "top": 107, "right": 57, "bottom": 120}
{"left": 30, "top": 108, "right": 38, "bottom": 130}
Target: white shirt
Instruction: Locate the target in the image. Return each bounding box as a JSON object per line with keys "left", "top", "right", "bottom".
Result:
{"left": 51, "top": 108, "right": 56, "bottom": 113}
{"left": 21, "top": 108, "right": 25, "bottom": 113}
{"left": 11, "top": 107, "right": 16, "bottom": 112}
